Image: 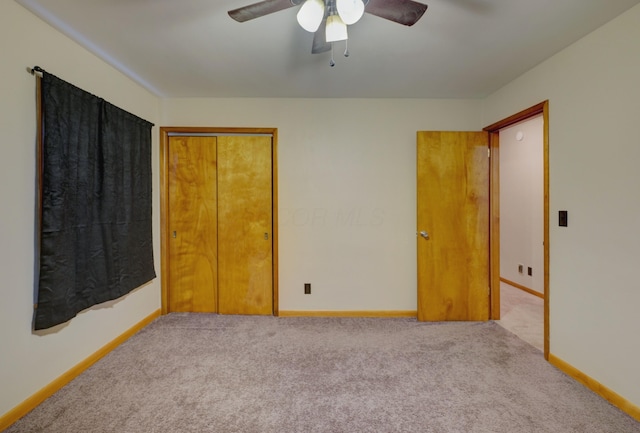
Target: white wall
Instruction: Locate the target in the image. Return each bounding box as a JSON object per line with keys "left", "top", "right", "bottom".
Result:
{"left": 500, "top": 116, "right": 544, "bottom": 294}
{"left": 161, "top": 98, "right": 483, "bottom": 312}
{"left": 0, "top": 1, "right": 161, "bottom": 417}
{"left": 483, "top": 3, "right": 640, "bottom": 409}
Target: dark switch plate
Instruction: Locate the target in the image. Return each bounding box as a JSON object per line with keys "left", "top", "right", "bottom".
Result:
{"left": 559, "top": 210, "right": 568, "bottom": 227}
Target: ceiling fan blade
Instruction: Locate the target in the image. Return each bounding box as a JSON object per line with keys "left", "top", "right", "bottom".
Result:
{"left": 312, "top": 19, "right": 331, "bottom": 54}
{"left": 365, "top": 0, "right": 428, "bottom": 26}
{"left": 228, "top": 0, "right": 300, "bottom": 23}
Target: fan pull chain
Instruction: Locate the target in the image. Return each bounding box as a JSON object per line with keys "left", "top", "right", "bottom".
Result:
{"left": 329, "top": 41, "right": 350, "bottom": 67}
{"left": 330, "top": 43, "right": 336, "bottom": 67}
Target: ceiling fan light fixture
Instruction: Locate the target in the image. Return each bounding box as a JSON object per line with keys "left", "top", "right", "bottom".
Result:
{"left": 336, "top": 0, "right": 365, "bottom": 25}
{"left": 326, "top": 14, "right": 348, "bottom": 42}
{"left": 227, "top": 0, "right": 429, "bottom": 64}
{"left": 296, "top": 0, "right": 325, "bottom": 32}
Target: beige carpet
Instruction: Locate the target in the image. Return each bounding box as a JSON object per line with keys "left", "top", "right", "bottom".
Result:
{"left": 497, "top": 282, "right": 544, "bottom": 351}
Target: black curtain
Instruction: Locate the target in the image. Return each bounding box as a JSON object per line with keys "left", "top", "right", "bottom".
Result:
{"left": 35, "top": 72, "right": 155, "bottom": 330}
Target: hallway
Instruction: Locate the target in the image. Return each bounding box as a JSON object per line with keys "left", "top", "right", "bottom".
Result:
{"left": 497, "top": 282, "right": 544, "bottom": 351}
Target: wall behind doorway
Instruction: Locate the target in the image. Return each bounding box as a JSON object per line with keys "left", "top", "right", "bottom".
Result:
{"left": 500, "top": 115, "right": 544, "bottom": 294}
{"left": 160, "top": 98, "right": 483, "bottom": 313}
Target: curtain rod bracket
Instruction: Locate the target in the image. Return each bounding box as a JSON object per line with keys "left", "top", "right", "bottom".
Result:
{"left": 29, "top": 65, "right": 45, "bottom": 75}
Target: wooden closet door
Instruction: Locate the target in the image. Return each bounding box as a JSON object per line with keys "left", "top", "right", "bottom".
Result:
{"left": 217, "top": 136, "right": 273, "bottom": 315}
{"left": 167, "top": 136, "right": 218, "bottom": 312}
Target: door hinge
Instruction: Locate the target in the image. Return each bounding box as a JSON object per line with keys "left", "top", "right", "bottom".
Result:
{"left": 487, "top": 148, "right": 491, "bottom": 158}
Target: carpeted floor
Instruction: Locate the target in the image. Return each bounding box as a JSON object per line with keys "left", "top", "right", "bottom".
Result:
{"left": 5, "top": 314, "right": 640, "bottom": 432}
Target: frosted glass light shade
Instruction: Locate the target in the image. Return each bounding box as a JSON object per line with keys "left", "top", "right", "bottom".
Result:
{"left": 297, "top": 0, "right": 325, "bottom": 32}
{"left": 326, "top": 14, "right": 348, "bottom": 42}
{"left": 336, "top": 0, "right": 365, "bottom": 25}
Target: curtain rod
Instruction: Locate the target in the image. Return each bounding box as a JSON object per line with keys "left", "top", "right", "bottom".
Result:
{"left": 29, "top": 65, "right": 45, "bottom": 75}
{"left": 26, "top": 65, "right": 154, "bottom": 127}
{"left": 26, "top": 65, "right": 155, "bottom": 126}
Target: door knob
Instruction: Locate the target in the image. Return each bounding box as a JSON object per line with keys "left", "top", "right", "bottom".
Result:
{"left": 419, "top": 231, "right": 429, "bottom": 239}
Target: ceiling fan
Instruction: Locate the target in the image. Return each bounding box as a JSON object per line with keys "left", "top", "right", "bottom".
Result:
{"left": 228, "top": 0, "right": 428, "bottom": 64}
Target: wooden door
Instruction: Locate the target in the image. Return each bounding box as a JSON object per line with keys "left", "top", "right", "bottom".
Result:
{"left": 217, "top": 136, "right": 273, "bottom": 315}
{"left": 417, "top": 131, "right": 490, "bottom": 321}
{"left": 168, "top": 136, "right": 218, "bottom": 312}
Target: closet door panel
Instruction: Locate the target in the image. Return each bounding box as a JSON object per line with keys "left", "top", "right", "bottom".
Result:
{"left": 167, "top": 136, "right": 218, "bottom": 312}
{"left": 217, "top": 136, "right": 273, "bottom": 315}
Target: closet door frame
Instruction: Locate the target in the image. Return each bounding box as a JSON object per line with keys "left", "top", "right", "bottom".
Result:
{"left": 159, "top": 127, "right": 279, "bottom": 316}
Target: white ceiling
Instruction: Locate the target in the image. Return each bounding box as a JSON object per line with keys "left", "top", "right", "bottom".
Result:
{"left": 16, "top": 0, "right": 640, "bottom": 98}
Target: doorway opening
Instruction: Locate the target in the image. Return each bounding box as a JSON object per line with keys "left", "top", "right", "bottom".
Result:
{"left": 496, "top": 115, "right": 544, "bottom": 352}
{"left": 485, "top": 101, "right": 550, "bottom": 360}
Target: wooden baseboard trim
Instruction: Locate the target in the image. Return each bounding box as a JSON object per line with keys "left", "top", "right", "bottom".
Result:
{"left": 500, "top": 277, "right": 544, "bottom": 299}
{"left": 0, "top": 309, "right": 161, "bottom": 431}
{"left": 278, "top": 310, "right": 417, "bottom": 318}
{"left": 549, "top": 353, "right": 640, "bottom": 422}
